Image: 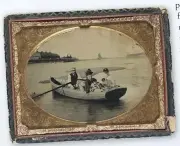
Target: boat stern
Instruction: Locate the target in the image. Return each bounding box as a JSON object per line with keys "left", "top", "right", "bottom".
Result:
{"left": 105, "top": 87, "right": 127, "bottom": 101}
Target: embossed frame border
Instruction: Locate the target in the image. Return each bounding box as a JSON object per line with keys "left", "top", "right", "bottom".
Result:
{"left": 4, "top": 7, "right": 175, "bottom": 143}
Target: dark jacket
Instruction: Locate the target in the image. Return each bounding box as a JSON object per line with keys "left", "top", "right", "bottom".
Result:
{"left": 84, "top": 79, "right": 92, "bottom": 93}
{"left": 70, "top": 72, "right": 78, "bottom": 86}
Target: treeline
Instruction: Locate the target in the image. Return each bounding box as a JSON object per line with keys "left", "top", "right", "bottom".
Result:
{"left": 39, "top": 51, "right": 60, "bottom": 59}
{"left": 28, "top": 51, "right": 78, "bottom": 64}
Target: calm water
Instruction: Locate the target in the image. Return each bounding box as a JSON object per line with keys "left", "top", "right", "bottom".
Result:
{"left": 26, "top": 57, "right": 152, "bottom": 122}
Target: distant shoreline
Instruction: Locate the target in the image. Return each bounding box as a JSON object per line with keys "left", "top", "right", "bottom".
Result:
{"left": 79, "top": 57, "right": 123, "bottom": 61}
{"left": 28, "top": 58, "right": 78, "bottom": 64}
{"left": 28, "top": 57, "right": 119, "bottom": 64}
{"left": 28, "top": 56, "right": 145, "bottom": 64}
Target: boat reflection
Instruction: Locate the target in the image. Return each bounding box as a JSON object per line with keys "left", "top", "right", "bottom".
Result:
{"left": 50, "top": 91, "right": 125, "bottom": 123}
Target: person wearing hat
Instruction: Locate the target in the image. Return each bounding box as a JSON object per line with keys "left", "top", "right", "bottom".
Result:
{"left": 93, "top": 68, "right": 115, "bottom": 88}
{"left": 84, "top": 69, "right": 94, "bottom": 93}
{"left": 102, "top": 68, "right": 115, "bottom": 87}
{"left": 67, "top": 67, "right": 79, "bottom": 89}
{"left": 90, "top": 78, "right": 102, "bottom": 92}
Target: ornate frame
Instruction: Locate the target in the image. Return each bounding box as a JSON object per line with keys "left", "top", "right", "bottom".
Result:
{"left": 4, "top": 7, "right": 175, "bottom": 143}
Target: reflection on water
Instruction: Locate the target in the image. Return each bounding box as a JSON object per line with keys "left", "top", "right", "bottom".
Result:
{"left": 28, "top": 57, "right": 152, "bottom": 122}
{"left": 34, "top": 91, "right": 125, "bottom": 123}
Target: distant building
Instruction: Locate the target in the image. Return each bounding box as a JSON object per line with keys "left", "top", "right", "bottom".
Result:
{"left": 29, "top": 52, "right": 41, "bottom": 60}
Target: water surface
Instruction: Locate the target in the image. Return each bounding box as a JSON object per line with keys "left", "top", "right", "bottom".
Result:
{"left": 26, "top": 57, "right": 152, "bottom": 122}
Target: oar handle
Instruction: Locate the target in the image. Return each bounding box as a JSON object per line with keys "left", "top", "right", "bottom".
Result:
{"left": 33, "top": 79, "right": 85, "bottom": 98}
{"left": 32, "top": 82, "right": 71, "bottom": 98}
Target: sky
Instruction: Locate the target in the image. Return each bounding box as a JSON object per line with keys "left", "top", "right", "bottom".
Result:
{"left": 38, "top": 26, "right": 144, "bottom": 59}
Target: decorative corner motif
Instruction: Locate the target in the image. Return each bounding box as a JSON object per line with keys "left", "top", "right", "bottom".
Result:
{"left": 153, "top": 116, "right": 166, "bottom": 129}
{"left": 150, "top": 15, "right": 160, "bottom": 27}
{"left": 12, "top": 22, "right": 23, "bottom": 35}
{"left": 17, "top": 124, "right": 29, "bottom": 136}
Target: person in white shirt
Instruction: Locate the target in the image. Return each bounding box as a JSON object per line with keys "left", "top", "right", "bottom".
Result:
{"left": 101, "top": 68, "right": 115, "bottom": 88}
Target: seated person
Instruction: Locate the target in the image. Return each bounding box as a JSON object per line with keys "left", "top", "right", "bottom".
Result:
{"left": 67, "top": 67, "right": 80, "bottom": 89}
{"left": 101, "top": 78, "right": 106, "bottom": 85}
{"left": 100, "top": 77, "right": 115, "bottom": 90}
{"left": 99, "top": 78, "right": 108, "bottom": 90}
{"left": 84, "top": 69, "right": 93, "bottom": 93}
{"left": 90, "top": 78, "right": 101, "bottom": 92}
{"left": 79, "top": 69, "right": 98, "bottom": 93}
{"left": 78, "top": 69, "right": 93, "bottom": 92}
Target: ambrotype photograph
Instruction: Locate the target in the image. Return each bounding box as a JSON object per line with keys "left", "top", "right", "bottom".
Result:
{"left": 28, "top": 27, "right": 151, "bottom": 122}
{"left": 4, "top": 8, "right": 175, "bottom": 143}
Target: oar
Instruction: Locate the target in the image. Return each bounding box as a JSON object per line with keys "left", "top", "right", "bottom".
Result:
{"left": 78, "top": 79, "right": 86, "bottom": 81}
{"left": 32, "top": 82, "right": 72, "bottom": 98}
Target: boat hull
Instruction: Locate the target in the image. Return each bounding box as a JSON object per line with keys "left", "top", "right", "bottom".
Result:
{"left": 50, "top": 77, "right": 127, "bottom": 101}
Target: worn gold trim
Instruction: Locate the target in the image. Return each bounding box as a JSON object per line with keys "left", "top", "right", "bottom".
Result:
{"left": 11, "top": 14, "right": 167, "bottom": 136}
{"left": 167, "top": 116, "right": 176, "bottom": 132}
{"left": 25, "top": 26, "right": 152, "bottom": 125}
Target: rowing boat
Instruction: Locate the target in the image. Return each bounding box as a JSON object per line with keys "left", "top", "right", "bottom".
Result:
{"left": 50, "top": 77, "right": 127, "bottom": 101}
{"left": 39, "top": 67, "right": 125, "bottom": 84}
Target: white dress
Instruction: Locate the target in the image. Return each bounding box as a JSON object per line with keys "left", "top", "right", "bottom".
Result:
{"left": 94, "top": 72, "right": 115, "bottom": 87}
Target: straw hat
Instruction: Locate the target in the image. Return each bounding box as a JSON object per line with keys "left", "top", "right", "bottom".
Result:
{"left": 70, "top": 67, "right": 76, "bottom": 71}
